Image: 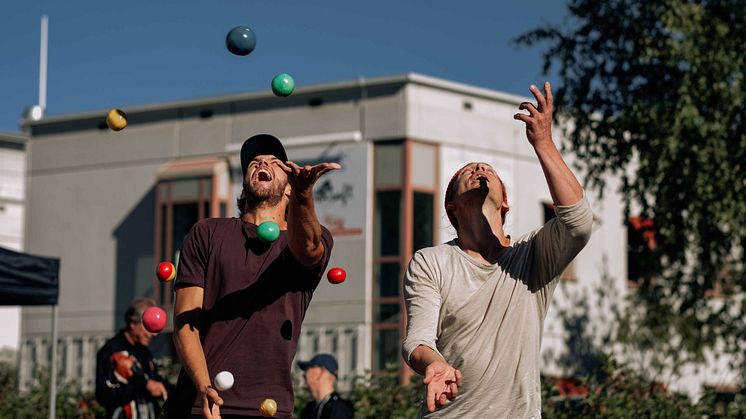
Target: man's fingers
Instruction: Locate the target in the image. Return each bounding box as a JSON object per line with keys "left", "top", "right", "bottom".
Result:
{"left": 544, "top": 81, "right": 553, "bottom": 111}
{"left": 211, "top": 402, "right": 222, "bottom": 419}
{"left": 310, "top": 163, "right": 341, "bottom": 180}
{"left": 518, "top": 102, "right": 538, "bottom": 116}
{"left": 529, "top": 84, "right": 546, "bottom": 111}
{"left": 448, "top": 381, "right": 459, "bottom": 399}
{"left": 203, "top": 398, "right": 214, "bottom": 419}
{"left": 275, "top": 160, "right": 292, "bottom": 173}
{"left": 513, "top": 113, "right": 532, "bottom": 123}
{"left": 283, "top": 160, "right": 303, "bottom": 173}
{"left": 437, "top": 392, "right": 448, "bottom": 407}
{"left": 207, "top": 388, "right": 224, "bottom": 406}
{"left": 426, "top": 386, "right": 437, "bottom": 412}
{"left": 423, "top": 368, "right": 434, "bottom": 385}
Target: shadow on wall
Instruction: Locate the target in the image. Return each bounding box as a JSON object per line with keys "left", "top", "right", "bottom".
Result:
{"left": 112, "top": 186, "right": 156, "bottom": 331}
{"left": 542, "top": 255, "right": 621, "bottom": 379}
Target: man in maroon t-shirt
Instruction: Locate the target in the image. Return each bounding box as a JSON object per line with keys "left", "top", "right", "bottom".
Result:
{"left": 169, "top": 134, "right": 340, "bottom": 418}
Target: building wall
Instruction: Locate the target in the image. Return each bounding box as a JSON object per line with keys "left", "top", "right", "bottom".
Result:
{"left": 0, "top": 133, "right": 26, "bottom": 353}
{"left": 0, "top": 134, "right": 25, "bottom": 252}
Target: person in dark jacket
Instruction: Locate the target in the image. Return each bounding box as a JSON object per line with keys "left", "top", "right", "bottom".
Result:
{"left": 298, "top": 354, "right": 354, "bottom": 419}
{"left": 95, "top": 298, "right": 169, "bottom": 419}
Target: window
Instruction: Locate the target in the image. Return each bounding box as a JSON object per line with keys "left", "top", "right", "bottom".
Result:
{"left": 375, "top": 262, "right": 401, "bottom": 298}
{"left": 375, "top": 191, "right": 401, "bottom": 256}
{"left": 627, "top": 216, "right": 659, "bottom": 288}
{"left": 373, "top": 327, "right": 400, "bottom": 372}
{"left": 372, "top": 143, "right": 405, "bottom": 373}
{"left": 543, "top": 202, "right": 577, "bottom": 281}
{"left": 155, "top": 158, "right": 232, "bottom": 307}
{"left": 710, "top": 385, "right": 737, "bottom": 415}
{"left": 156, "top": 178, "right": 211, "bottom": 306}
{"left": 372, "top": 141, "right": 437, "bottom": 377}
{"left": 413, "top": 192, "right": 434, "bottom": 253}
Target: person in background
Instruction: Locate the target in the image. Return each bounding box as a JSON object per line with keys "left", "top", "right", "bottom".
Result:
{"left": 96, "top": 298, "right": 169, "bottom": 419}
{"left": 298, "top": 354, "right": 354, "bottom": 419}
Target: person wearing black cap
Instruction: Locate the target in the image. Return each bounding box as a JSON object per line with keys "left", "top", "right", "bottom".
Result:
{"left": 169, "top": 134, "right": 340, "bottom": 418}
{"left": 298, "top": 354, "right": 354, "bottom": 419}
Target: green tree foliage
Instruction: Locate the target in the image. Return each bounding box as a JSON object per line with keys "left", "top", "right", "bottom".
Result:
{"left": 541, "top": 355, "right": 746, "bottom": 418}
{"left": 0, "top": 363, "right": 102, "bottom": 418}
{"left": 516, "top": 0, "right": 746, "bottom": 369}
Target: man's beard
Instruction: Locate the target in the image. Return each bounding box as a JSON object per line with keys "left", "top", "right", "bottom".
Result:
{"left": 242, "top": 179, "right": 287, "bottom": 209}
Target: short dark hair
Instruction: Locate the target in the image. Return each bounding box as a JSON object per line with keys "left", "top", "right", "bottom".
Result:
{"left": 123, "top": 298, "right": 156, "bottom": 327}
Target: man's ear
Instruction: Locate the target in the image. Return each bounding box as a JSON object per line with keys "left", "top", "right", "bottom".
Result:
{"left": 285, "top": 183, "right": 292, "bottom": 198}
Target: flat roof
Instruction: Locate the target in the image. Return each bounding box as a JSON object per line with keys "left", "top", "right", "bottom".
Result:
{"left": 23, "top": 73, "right": 528, "bottom": 130}
{"left": 0, "top": 131, "right": 28, "bottom": 147}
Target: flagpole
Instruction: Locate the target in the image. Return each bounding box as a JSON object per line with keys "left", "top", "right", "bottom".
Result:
{"left": 39, "top": 15, "right": 48, "bottom": 114}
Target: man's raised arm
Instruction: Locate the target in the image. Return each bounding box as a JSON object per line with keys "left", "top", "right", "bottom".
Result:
{"left": 278, "top": 161, "right": 341, "bottom": 266}
{"left": 514, "top": 82, "right": 583, "bottom": 206}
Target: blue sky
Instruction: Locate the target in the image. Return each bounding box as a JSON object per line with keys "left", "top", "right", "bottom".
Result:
{"left": 0, "top": 0, "right": 569, "bottom": 133}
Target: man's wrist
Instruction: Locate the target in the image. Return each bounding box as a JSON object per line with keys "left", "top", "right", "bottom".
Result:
{"left": 195, "top": 380, "right": 213, "bottom": 393}
{"left": 532, "top": 138, "right": 556, "bottom": 152}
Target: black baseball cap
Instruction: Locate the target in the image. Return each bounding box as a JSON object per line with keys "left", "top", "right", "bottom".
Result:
{"left": 298, "top": 353, "right": 338, "bottom": 377}
{"left": 240, "top": 134, "right": 288, "bottom": 178}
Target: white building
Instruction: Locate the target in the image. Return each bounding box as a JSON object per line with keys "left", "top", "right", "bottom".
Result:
{"left": 0, "top": 132, "right": 26, "bottom": 354}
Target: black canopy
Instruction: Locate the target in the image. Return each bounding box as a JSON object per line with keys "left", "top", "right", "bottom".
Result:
{"left": 0, "top": 246, "right": 59, "bottom": 306}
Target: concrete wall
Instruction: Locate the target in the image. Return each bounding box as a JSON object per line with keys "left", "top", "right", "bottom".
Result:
{"left": 0, "top": 133, "right": 26, "bottom": 352}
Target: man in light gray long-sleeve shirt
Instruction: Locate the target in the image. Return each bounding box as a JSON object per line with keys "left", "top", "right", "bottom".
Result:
{"left": 402, "top": 82, "right": 594, "bottom": 418}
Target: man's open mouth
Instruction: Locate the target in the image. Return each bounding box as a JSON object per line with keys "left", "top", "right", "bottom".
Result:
{"left": 256, "top": 168, "right": 273, "bottom": 182}
{"left": 471, "top": 173, "right": 489, "bottom": 183}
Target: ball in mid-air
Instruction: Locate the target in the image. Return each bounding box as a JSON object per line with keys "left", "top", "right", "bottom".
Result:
{"left": 257, "top": 221, "right": 280, "bottom": 243}
{"left": 156, "top": 261, "right": 176, "bottom": 282}
{"left": 214, "top": 371, "right": 234, "bottom": 391}
{"left": 259, "top": 399, "right": 277, "bottom": 417}
{"left": 106, "top": 109, "right": 127, "bottom": 131}
{"left": 271, "top": 73, "right": 295, "bottom": 97}
{"left": 226, "top": 26, "right": 256, "bottom": 56}
{"left": 142, "top": 307, "right": 167, "bottom": 334}
{"left": 327, "top": 267, "right": 347, "bottom": 284}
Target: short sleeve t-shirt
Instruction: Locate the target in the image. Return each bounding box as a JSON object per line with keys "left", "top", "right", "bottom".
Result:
{"left": 168, "top": 218, "right": 333, "bottom": 418}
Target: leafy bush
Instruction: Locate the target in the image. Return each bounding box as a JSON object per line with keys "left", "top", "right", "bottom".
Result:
{"left": 350, "top": 365, "right": 422, "bottom": 419}
{"left": 541, "top": 355, "right": 746, "bottom": 419}
{"left": 0, "top": 363, "right": 103, "bottom": 419}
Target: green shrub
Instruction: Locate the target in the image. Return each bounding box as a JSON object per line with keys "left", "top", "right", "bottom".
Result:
{"left": 0, "top": 363, "right": 103, "bottom": 419}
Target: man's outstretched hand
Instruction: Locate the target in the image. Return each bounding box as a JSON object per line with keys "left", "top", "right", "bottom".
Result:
{"left": 423, "top": 360, "right": 463, "bottom": 412}
{"left": 277, "top": 161, "right": 342, "bottom": 198}
{"left": 514, "top": 82, "right": 554, "bottom": 148}
{"left": 200, "top": 386, "right": 223, "bottom": 419}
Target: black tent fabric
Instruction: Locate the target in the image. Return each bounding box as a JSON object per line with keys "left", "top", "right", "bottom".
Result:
{"left": 0, "top": 246, "right": 59, "bottom": 306}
